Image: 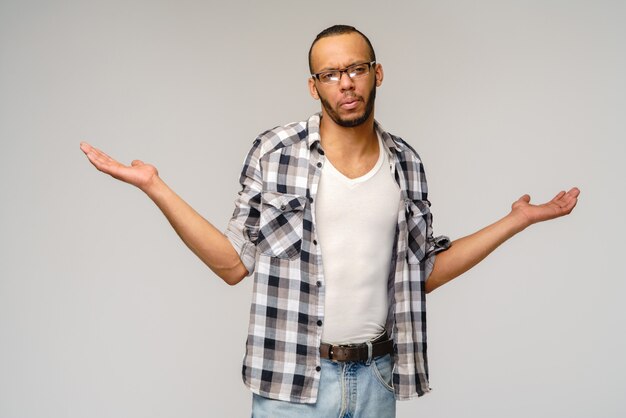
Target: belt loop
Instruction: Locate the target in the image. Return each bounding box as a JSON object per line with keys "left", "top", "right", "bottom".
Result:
{"left": 365, "top": 341, "right": 373, "bottom": 365}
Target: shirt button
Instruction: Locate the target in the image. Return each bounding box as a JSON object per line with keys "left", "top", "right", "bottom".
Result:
{"left": 309, "top": 197, "right": 314, "bottom": 203}
{"left": 316, "top": 162, "right": 322, "bottom": 168}
{"left": 280, "top": 205, "right": 286, "bottom": 211}
{"left": 316, "top": 320, "right": 323, "bottom": 326}
{"left": 316, "top": 366, "right": 321, "bottom": 372}
{"left": 316, "top": 281, "right": 322, "bottom": 287}
{"left": 313, "top": 240, "right": 318, "bottom": 245}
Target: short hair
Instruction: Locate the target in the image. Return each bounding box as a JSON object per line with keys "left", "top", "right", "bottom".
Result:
{"left": 308, "top": 25, "right": 376, "bottom": 74}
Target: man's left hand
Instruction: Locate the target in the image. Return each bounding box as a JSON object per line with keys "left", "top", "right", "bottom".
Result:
{"left": 510, "top": 187, "right": 580, "bottom": 229}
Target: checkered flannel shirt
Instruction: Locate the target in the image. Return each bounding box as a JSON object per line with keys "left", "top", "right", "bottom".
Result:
{"left": 225, "top": 113, "right": 449, "bottom": 403}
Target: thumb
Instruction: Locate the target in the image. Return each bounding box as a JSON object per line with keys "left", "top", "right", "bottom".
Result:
{"left": 512, "top": 194, "right": 531, "bottom": 210}
{"left": 131, "top": 159, "right": 144, "bottom": 167}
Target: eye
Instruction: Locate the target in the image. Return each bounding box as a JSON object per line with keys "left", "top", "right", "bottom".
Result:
{"left": 350, "top": 64, "right": 368, "bottom": 75}
{"left": 319, "top": 71, "right": 338, "bottom": 83}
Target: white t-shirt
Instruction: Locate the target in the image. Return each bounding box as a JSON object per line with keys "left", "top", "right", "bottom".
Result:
{"left": 316, "top": 135, "right": 401, "bottom": 344}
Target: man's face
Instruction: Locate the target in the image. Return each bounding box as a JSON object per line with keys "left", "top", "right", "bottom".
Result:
{"left": 308, "top": 33, "right": 383, "bottom": 128}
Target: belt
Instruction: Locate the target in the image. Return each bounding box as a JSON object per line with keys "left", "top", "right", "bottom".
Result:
{"left": 319, "top": 332, "right": 394, "bottom": 362}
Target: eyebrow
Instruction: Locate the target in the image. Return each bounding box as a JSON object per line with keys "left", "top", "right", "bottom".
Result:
{"left": 315, "top": 60, "right": 367, "bottom": 73}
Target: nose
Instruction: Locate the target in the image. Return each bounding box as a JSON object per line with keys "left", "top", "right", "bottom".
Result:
{"left": 338, "top": 71, "right": 355, "bottom": 90}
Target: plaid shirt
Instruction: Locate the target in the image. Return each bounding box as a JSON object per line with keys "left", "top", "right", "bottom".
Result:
{"left": 225, "top": 113, "right": 449, "bottom": 403}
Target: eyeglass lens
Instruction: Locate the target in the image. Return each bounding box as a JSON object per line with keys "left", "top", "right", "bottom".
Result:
{"left": 317, "top": 62, "right": 373, "bottom": 84}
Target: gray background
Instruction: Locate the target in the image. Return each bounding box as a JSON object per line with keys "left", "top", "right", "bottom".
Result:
{"left": 1, "top": 0, "right": 624, "bottom": 417}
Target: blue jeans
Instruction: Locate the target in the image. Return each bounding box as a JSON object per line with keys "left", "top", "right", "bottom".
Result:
{"left": 251, "top": 354, "right": 396, "bottom": 418}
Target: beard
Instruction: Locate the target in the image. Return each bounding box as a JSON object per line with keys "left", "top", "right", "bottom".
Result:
{"left": 319, "top": 81, "right": 376, "bottom": 128}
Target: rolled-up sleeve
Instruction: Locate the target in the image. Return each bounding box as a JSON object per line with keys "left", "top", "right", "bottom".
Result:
{"left": 423, "top": 197, "right": 451, "bottom": 278}
{"left": 225, "top": 139, "right": 263, "bottom": 277}
{"left": 424, "top": 234, "right": 451, "bottom": 279}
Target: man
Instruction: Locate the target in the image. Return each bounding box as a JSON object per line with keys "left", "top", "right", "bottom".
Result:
{"left": 80, "top": 25, "right": 579, "bottom": 418}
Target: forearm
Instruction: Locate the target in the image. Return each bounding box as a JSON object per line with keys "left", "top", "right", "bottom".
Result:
{"left": 143, "top": 176, "right": 248, "bottom": 285}
{"left": 425, "top": 211, "right": 528, "bottom": 293}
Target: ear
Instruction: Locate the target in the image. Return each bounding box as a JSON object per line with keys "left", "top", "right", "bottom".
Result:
{"left": 308, "top": 77, "right": 319, "bottom": 100}
{"left": 374, "top": 63, "right": 384, "bottom": 87}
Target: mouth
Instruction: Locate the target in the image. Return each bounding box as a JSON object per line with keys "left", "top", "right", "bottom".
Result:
{"left": 339, "top": 96, "right": 361, "bottom": 110}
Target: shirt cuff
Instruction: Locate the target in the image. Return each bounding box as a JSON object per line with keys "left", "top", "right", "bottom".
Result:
{"left": 224, "top": 223, "right": 257, "bottom": 277}
{"left": 425, "top": 235, "right": 451, "bottom": 279}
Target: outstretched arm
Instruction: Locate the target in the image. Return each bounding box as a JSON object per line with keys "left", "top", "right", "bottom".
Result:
{"left": 79, "top": 142, "right": 248, "bottom": 285}
{"left": 425, "top": 187, "right": 580, "bottom": 293}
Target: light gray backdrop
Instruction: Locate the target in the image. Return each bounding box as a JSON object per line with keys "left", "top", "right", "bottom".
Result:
{"left": 1, "top": 0, "right": 624, "bottom": 417}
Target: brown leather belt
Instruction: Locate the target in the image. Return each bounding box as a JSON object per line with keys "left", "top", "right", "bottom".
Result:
{"left": 319, "top": 332, "right": 393, "bottom": 362}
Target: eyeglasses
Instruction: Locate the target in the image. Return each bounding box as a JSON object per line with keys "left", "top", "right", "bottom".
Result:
{"left": 311, "top": 61, "right": 376, "bottom": 84}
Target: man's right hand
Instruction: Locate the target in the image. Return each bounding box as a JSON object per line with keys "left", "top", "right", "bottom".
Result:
{"left": 79, "top": 142, "right": 159, "bottom": 192}
{"left": 78, "top": 141, "right": 248, "bottom": 285}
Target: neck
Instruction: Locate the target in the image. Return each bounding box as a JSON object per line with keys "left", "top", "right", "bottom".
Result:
{"left": 318, "top": 111, "right": 378, "bottom": 158}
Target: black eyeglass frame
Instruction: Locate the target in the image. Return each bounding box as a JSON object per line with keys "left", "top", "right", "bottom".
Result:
{"left": 311, "top": 61, "right": 377, "bottom": 84}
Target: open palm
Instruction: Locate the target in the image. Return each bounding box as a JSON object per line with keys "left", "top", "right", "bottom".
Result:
{"left": 511, "top": 187, "right": 580, "bottom": 226}
{"left": 80, "top": 142, "right": 158, "bottom": 190}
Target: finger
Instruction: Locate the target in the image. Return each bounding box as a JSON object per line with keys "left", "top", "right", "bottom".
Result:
{"left": 88, "top": 146, "right": 115, "bottom": 163}
{"left": 551, "top": 191, "right": 567, "bottom": 208}
{"left": 565, "top": 198, "right": 578, "bottom": 212}
{"left": 87, "top": 153, "right": 114, "bottom": 172}
{"left": 557, "top": 187, "right": 580, "bottom": 202}
{"left": 511, "top": 194, "right": 530, "bottom": 211}
{"left": 86, "top": 147, "right": 110, "bottom": 165}
{"left": 84, "top": 146, "right": 122, "bottom": 170}
{"left": 554, "top": 188, "right": 580, "bottom": 213}
{"left": 562, "top": 191, "right": 579, "bottom": 212}
{"left": 556, "top": 187, "right": 579, "bottom": 203}
{"left": 79, "top": 142, "right": 92, "bottom": 153}
{"left": 131, "top": 160, "right": 144, "bottom": 167}
{"left": 82, "top": 147, "right": 125, "bottom": 175}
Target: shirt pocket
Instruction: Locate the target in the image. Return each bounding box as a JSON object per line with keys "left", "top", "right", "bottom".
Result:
{"left": 257, "top": 192, "right": 307, "bottom": 259}
{"left": 405, "top": 199, "right": 432, "bottom": 264}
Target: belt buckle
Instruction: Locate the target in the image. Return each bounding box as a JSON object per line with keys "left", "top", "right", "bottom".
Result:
{"left": 329, "top": 342, "right": 370, "bottom": 363}
{"left": 328, "top": 343, "right": 353, "bottom": 362}
{"left": 328, "top": 345, "right": 335, "bottom": 361}
{"left": 328, "top": 344, "right": 343, "bottom": 361}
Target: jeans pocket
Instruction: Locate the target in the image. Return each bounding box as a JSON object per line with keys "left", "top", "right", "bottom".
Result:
{"left": 370, "top": 354, "right": 394, "bottom": 392}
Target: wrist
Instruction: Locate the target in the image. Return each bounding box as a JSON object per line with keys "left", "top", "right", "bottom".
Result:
{"left": 506, "top": 209, "right": 532, "bottom": 234}
{"left": 141, "top": 175, "right": 167, "bottom": 200}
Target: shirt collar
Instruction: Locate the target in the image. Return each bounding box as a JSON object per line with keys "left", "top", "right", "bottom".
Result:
{"left": 306, "top": 113, "right": 322, "bottom": 150}
{"left": 306, "top": 113, "right": 401, "bottom": 153}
